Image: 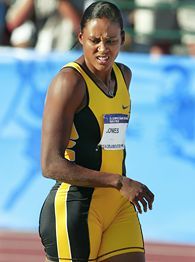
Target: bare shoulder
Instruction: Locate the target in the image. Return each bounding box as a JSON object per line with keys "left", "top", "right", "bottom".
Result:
{"left": 46, "top": 66, "right": 86, "bottom": 112}
{"left": 116, "top": 62, "right": 132, "bottom": 89}
{"left": 49, "top": 66, "right": 85, "bottom": 96}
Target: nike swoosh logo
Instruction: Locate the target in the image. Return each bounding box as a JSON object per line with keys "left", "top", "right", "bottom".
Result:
{"left": 122, "top": 105, "right": 129, "bottom": 110}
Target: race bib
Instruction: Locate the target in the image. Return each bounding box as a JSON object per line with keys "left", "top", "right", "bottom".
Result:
{"left": 99, "top": 114, "right": 129, "bottom": 150}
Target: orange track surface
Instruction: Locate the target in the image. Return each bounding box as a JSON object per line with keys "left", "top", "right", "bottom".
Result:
{"left": 0, "top": 231, "right": 195, "bottom": 262}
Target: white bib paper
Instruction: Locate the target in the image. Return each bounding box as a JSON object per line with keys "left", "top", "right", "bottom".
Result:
{"left": 99, "top": 114, "right": 129, "bottom": 150}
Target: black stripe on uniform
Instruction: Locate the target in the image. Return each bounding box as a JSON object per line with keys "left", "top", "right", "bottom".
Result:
{"left": 67, "top": 186, "right": 94, "bottom": 261}
{"left": 74, "top": 107, "right": 102, "bottom": 171}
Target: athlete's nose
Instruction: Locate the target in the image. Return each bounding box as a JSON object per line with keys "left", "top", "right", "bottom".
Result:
{"left": 97, "top": 41, "right": 108, "bottom": 53}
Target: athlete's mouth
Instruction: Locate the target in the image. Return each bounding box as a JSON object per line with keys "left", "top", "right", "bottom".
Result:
{"left": 96, "top": 56, "right": 109, "bottom": 64}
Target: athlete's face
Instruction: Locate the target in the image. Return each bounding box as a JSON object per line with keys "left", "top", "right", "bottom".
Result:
{"left": 79, "top": 18, "right": 124, "bottom": 73}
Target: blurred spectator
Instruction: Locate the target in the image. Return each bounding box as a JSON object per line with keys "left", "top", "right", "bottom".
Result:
{"left": 133, "top": 0, "right": 180, "bottom": 55}
{"left": 6, "top": 0, "right": 35, "bottom": 48}
{"left": 5, "top": 0, "right": 83, "bottom": 52}
{"left": 151, "top": 0, "right": 180, "bottom": 55}
{"left": 133, "top": 0, "right": 155, "bottom": 53}
{"left": 177, "top": 0, "right": 195, "bottom": 56}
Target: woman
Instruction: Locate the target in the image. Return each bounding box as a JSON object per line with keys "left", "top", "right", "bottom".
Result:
{"left": 39, "top": 1, "right": 154, "bottom": 261}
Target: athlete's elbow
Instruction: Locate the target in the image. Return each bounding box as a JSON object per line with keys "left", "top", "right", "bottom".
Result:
{"left": 42, "top": 164, "right": 51, "bottom": 179}
{"left": 41, "top": 158, "right": 56, "bottom": 179}
{"left": 42, "top": 166, "right": 51, "bottom": 179}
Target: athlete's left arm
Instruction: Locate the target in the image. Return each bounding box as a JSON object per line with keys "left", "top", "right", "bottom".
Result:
{"left": 117, "top": 63, "right": 155, "bottom": 213}
{"left": 117, "top": 63, "right": 132, "bottom": 90}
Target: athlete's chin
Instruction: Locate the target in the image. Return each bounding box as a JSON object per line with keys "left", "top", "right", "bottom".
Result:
{"left": 94, "top": 60, "right": 113, "bottom": 71}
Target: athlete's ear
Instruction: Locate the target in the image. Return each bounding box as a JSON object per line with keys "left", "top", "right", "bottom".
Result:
{"left": 121, "top": 30, "right": 125, "bottom": 45}
{"left": 78, "top": 32, "right": 83, "bottom": 45}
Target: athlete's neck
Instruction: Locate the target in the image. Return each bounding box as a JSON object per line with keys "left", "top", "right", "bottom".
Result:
{"left": 83, "top": 59, "right": 112, "bottom": 85}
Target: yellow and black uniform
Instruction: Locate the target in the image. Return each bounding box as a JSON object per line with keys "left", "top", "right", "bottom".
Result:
{"left": 39, "top": 62, "right": 144, "bottom": 262}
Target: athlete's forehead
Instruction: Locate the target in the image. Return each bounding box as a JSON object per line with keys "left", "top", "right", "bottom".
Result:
{"left": 82, "top": 18, "right": 121, "bottom": 38}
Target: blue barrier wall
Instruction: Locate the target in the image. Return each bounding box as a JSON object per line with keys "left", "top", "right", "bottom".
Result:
{"left": 0, "top": 47, "right": 195, "bottom": 244}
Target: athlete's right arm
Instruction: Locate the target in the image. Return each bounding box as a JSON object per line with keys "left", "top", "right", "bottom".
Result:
{"left": 41, "top": 67, "right": 122, "bottom": 189}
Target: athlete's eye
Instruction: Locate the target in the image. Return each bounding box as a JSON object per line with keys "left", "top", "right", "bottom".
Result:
{"left": 106, "top": 39, "right": 118, "bottom": 45}
{"left": 90, "top": 38, "right": 100, "bottom": 44}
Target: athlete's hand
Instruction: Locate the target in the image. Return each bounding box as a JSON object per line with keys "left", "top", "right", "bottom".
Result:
{"left": 119, "top": 177, "right": 154, "bottom": 214}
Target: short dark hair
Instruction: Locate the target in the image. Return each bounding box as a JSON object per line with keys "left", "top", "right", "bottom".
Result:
{"left": 80, "top": 1, "right": 124, "bottom": 32}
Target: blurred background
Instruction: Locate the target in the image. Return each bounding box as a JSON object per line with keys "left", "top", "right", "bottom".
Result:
{"left": 0, "top": 0, "right": 195, "bottom": 261}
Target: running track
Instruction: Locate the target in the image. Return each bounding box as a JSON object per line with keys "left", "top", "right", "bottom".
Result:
{"left": 0, "top": 231, "right": 195, "bottom": 262}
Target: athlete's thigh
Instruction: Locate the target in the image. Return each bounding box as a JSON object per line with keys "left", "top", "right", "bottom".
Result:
{"left": 102, "top": 252, "right": 145, "bottom": 262}
{"left": 88, "top": 208, "right": 103, "bottom": 260}
{"left": 97, "top": 201, "right": 144, "bottom": 261}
